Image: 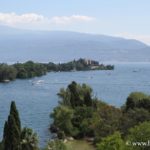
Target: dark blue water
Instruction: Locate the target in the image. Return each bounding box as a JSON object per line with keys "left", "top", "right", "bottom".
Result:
{"left": 0, "top": 63, "right": 150, "bottom": 147}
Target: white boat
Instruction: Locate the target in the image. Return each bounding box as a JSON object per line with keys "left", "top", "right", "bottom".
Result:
{"left": 32, "top": 80, "right": 44, "bottom": 85}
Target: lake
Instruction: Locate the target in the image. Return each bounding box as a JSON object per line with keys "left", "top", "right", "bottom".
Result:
{"left": 0, "top": 63, "right": 150, "bottom": 147}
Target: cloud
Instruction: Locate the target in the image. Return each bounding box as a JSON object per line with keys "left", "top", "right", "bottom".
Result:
{"left": 51, "top": 15, "right": 95, "bottom": 25}
{"left": 0, "top": 12, "right": 47, "bottom": 26}
{"left": 0, "top": 12, "right": 95, "bottom": 28}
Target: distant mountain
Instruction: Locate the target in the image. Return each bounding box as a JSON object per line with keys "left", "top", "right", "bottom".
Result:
{"left": 0, "top": 25, "right": 149, "bottom": 63}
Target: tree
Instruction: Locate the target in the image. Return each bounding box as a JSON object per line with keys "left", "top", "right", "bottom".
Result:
{"left": 51, "top": 82, "right": 98, "bottom": 138}
{"left": 72, "top": 106, "right": 95, "bottom": 138}
{"left": 57, "top": 88, "right": 71, "bottom": 106}
{"left": 68, "top": 81, "right": 82, "bottom": 107}
{"left": 126, "top": 121, "right": 150, "bottom": 150}
{"left": 0, "top": 141, "right": 4, "bottom": 150}
{"left": 137, "top": 98, "right": 150, "bottom": 112}
{"left": 125, "top": 92, "right": 149, "bottom": 111}
{"left": 97, "top": 132, "right": 127, "bottom": 150}
{"left": 10, "top": 101, "right": 21, "bottom": 132}
{"left": 20, "top": 128, "right": 39, "bottom": 150}
{"left": 51, "top": 82, "right": 123, "bottom": 143}
{"left": 16, "top": 68, "right": 28, "bottom": 79}
{"left": 2, "top": 101, "right": 40, "bottom": 150}
{"left": 3, "top": 115, "right": 20, "bottom": 150}
{"left": 94, "top": 105, "right": 122, "bottom": 142}
{"left": 51, "top": 106, "right": 77, "bottom": 136}
{"left": 3, "top": 101, "right": 21, "bottom": 150}
{"left": 120, "top": 108, "right": 150, "bottom": 136}
{"left": 57, "top": 82, "right": 93, "bottom": 108}
{"left": 0, "top": 64, "right": 17, "bottom": 82}
{"left": 82, "top": 83, "right": 93, "bottom": 106}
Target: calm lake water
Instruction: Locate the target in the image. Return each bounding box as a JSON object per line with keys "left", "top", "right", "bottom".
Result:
{"left": 0, "top": 63, "right": 150, "bottom": 147}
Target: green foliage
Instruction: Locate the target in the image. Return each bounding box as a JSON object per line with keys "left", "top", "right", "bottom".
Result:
{"left": 120, "top": 108, "right": 150, "bottom": 136}
{"left": 68, "top": 81, "right": 83, "bottom": 107}
{"left": 2, "top": 101, "right": 39, "bottom": 150}
{"left": 72, "top": 106, "right": 95, "bottom": 138}
{"left": 51, "top": 82, "right": 97, "bottom": 138}
{"left": 126, "top": 121, "right": 150, "bottom": 150}
{"left": 46, "top": 62, "right": 59, "bottom": 72}
{"left": 58, "top": 81, "right": 93, "bottom": 108}
{"left": 51, "top": 82, "right": 150, "bottom": 149}
{"left": 58, "top": 88, "right": 71, "bottom": 106}
{"left": 3, "top": 101, "right": 21, "bottom": 150}
{"left": 51, "top": 106, "right": 76, "bottom": 136}
{"left": 0, "top": 59, "right": 114, "bottom": 83}
{"left": 14, "top": 61, "right": 47, "bottom": 79}
{"left": 120, "top": 92, "right": 150, "bottom": 136}
{"left": 57, "top": 131, "right": 66, "bottom": 139}
{"left": 20, "top": 127, "right": 39, "bottom": 150}
{"left": 1, "top": 83, "right": 150, "bottom": 150}
{"left": 0, "top": 64, "right": 17, "bottom": 82}
{"left": 50, "top": 58, "right": 113, "bottom": 72}
{"left": 51, "top": 82, "right": 122, "bottom": 142}
{"left": 10, "top": 101, "right": 21, "bottom": 133}
{"left": 97, "top": 132, "right": 126, "bottom": 150}
{"left": 44, "top": 140, "right": 67, "bottom": 150}
{"left": 0, "top": 142, "right": 4, "bottom": 150}
{"left": 94, "top": 104, "right": 122, "bottom": 142}
{"left": 125, "top": 92, "right": 150, "bottom": 111}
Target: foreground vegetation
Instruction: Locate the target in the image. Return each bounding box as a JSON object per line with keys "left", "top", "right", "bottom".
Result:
{"left": 65, "top": 140, "right": 95, "bottom": 150}
{"left": 0, "top": 59, "right": 114, "bottom": 82}
{"left": 50, "top": 81, "right": 150, "bottom": 150}
{"left": 1, "top": 82, "right": 150, "bottom": 150}
{"left": 0, "top": 101, "right": 39, "bottom": 150}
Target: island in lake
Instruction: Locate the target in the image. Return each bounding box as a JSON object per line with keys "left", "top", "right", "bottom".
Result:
{"left": 0, "top": 58, "right": 114, "bottom": 82}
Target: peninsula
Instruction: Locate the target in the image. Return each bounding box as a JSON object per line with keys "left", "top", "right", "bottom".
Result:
{"left": 0, "top": 58, "right": 114, "bottom": 82}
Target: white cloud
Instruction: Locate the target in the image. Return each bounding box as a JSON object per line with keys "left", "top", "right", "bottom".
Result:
{"left": 0, "top": 12, "right": 95, "bottom": 28}
{"left": 0, "top": 12, "right": 47, "bottom": 26}
{"left": 51, "top": 15, "right": 95, "bottom": 25}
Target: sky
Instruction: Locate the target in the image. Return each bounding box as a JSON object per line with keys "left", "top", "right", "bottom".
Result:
{"left": 0, "top": 0, "right": 150, "bottom": 44}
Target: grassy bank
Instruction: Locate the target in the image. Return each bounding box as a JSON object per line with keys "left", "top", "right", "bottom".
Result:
{"left": 65, "top": 140, "right": 95, "bottom": 150}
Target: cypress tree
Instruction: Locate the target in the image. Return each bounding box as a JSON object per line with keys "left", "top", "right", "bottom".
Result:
{"left": 3, "top": 121, "right": 8, "bottom": 140}
{"left": 3, "top": 101, "right": 21, "bottom": 150}
{"left": 10, "top": 101, "right": 21, "bottom": 132}
{"left": 3, "top": 121, "right": 8, "bottom": 149}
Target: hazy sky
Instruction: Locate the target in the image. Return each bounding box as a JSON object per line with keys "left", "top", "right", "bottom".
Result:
{"left": 0, "top": 0, "right": 150, "bottom": 44}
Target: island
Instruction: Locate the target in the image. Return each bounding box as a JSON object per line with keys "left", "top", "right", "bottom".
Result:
{"left": 0, "top": 58, "right": 114, "bottom": 82}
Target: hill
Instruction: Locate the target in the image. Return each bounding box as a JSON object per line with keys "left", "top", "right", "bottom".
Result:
{"left": 0, "top": 25, "right": 149, "bottom": 63}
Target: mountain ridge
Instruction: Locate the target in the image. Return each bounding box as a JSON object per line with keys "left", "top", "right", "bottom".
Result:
{"left": 0, "top": 25, "right": 149, "bottom": 63}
